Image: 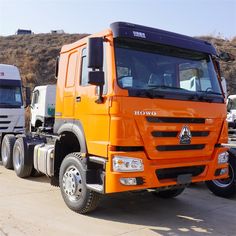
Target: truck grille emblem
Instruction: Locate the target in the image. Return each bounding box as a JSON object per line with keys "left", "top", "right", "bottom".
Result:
{"left": 179, "top": 125, "right": 192, "bottom": 144}
{"left": 134, "top": 110, "right": 157, "bottom": 116}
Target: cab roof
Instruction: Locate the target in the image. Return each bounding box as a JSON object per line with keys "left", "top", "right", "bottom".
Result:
{"left": 0, "top": 64, "right": 21, "bottom": 81}
{"left": 61, "top": 22, "right": 217, "bottom": 55}
{"left": 110, "top": 22, "right": 217, "bottom": 55}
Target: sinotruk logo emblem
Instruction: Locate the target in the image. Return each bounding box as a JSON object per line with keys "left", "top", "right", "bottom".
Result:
{"left": 179, "top": 125, "right": 192, "bottom": 144}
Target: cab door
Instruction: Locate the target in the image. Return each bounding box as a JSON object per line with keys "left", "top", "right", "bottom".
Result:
{"left": 74, "top": 44, "right": 110, "bottom": 157}
{"left": 63, "top": 51, "right": 78, "bottom": 118}
{"left": 30, "top": 89, "right": 40, "bottom": 127}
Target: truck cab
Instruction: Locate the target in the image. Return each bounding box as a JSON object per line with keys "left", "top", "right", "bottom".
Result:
{"left": 30, "top": 85, "right": 56, "bottom": 131}
{"left": 1, "top": 22, "right": 229, "bottom": 214}
{"left": 0, "top": 64, "right": 25, "bottom": 168}
{"left": 0, "top": 64, "right": 25, "bottom": 138}
{"left": 51, "top": 22, "right": 228, "bottom": 211}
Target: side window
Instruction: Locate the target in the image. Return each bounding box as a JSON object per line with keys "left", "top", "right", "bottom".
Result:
{"left": 66, "top": 52, "right": 78, "bottom": 88}
{"left": 179, "top": 61, "right": 216, "bottom": 92}
{"left": 80, "top": 46, "right": 108, "bottom": 94}
{"left": 32, "top": 90, "right": 39, "bottom": 106}
{"left": 80, "top": 48, "right": 88, "bottom": 86}
{"left": 117, "top": 66, "right": 130, "bottom": 78}
{"left": 179, "top": 65, "right": 203, "bottom": 92}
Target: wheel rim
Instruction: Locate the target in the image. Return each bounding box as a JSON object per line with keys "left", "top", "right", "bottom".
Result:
{"left": 212, "top": 164, "right": 234, "bottom": 188}
{"left": 62, "top": 166, "right": 83, "bottom": 201}
{"left": 14, "top": 145, "right": 22, "bottom": 170}
{"left": 1, "top": 142, "right": 9, "bottom": 164}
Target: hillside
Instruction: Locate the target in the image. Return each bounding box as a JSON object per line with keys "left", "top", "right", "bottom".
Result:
{"left": 199, "top": 36, "right": 236, "bottom": 94}
{"left": 0, "top": 33, "right": 235, "bottom": 93}
{"left": 0, "top": 33, "right": 88, "bottom": 88}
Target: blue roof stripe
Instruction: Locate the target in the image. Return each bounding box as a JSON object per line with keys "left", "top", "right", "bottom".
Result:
{"left": 110, "top": 22, "right": 217, "bottom": 55}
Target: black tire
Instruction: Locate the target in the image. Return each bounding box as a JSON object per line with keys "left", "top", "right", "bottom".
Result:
{"left": 59, "top": 152, "right": 102, "bottom": 214}
{"left": 30, "top": 167, "right": 43, "bottom": 177}
{"left": 1, "top": 134, "right": 16, "bottom": 169}
{"left": 13, "top": 137, "right": 33, "bottom": 178}
{"left": 206, "top": 154, "right": 236, "bottom": 198}
{"left": 153, "top": 187, "right": 185, "bottom": 198}
{"left": 30, "top": 125, "right": 35, "bottom": 132}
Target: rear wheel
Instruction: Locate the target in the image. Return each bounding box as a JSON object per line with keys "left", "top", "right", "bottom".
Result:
{"left": 13, "top": 137, "right": 33, "bottom": 178}
{"left": 206, "top": 155, "right": 236, "bottom": 197}
{"left": 1, "top": 134, "right": 16, "bottom": 169}
{"left": 153, "top": 187, "right": 185, "bottom": 198}
{"left": 59, "top": 153, "right": 102, "bottom": 214}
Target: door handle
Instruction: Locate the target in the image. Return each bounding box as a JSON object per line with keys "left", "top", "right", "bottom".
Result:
{"left": 76, "top": 96, "right": 81, "bottom": 102}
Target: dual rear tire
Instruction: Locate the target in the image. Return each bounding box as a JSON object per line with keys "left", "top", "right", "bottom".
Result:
{"left": 1, "top": 135, "right": 33, "bottom": 178}
{"left": 1, "top": 136, "right": 101, "bottom": 214}
{"left": 13, "top": 137, "right": 33, "bottom": 178}
{"left": 1, "top": 134, "right": 16, "bottom": 169}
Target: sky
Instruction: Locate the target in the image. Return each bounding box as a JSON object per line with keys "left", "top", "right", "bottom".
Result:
{"left": 0, "top": 0, "right": 235, "bottom": 38}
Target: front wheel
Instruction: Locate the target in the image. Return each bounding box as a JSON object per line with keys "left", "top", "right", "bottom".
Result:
{"left": 59, "top": 153, "right": 102, "bottom": 214}
{"left": 152, "top": 187, "right": 185, "bottom": 198}
{"left": 206, "top": 156, "right": 236, "bottom": 198}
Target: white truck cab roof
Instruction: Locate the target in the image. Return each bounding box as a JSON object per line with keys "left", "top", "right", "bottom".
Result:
{"left": 0, "top": 64, "right": 21, "bottom": 81}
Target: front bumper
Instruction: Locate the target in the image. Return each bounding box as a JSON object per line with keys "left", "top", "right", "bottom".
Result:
{"left": 104, "top": 147, "right": 229, "bottom": 193}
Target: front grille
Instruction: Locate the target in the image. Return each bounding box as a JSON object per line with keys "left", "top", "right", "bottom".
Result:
{"left": 113, "top": 146, "right": 144, "bottom": 152}
{"left": 0, "top": 127, "right": 8, "bottom": 130}
{"left": 0, "top": 121, "right": 11, "bottom": 124}
{"left": 152, "top": 131, "right": 178, "bottom": 137}
{"left": 156, "top": 165, "right": 205, "bottom": 180}
{"left": 147, "top": 117, "right": 205, "bottom": 124}
{"left": 152, "top": 131, "right": 209, "bottom": 138}
{"left": 14, "top": 126, "right": 24, "bottom": 129}
{"left": 0, "top": 117, "right": 11, "bottom": 130}
{"left": 156, "top": 144, "right": 205, "bottom": 151}
{"left": 191, "top": 131, "right": 209, "bottom": 137}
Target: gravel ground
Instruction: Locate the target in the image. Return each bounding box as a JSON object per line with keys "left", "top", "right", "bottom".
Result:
{"left": 0, "top": 163, "right": 236, "bottom": 236}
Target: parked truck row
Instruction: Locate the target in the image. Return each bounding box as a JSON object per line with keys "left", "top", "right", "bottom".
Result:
{"left": 0, "top": 22, "right": 235, "bottom": 214}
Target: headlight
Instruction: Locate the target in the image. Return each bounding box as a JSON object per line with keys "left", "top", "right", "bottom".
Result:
{"left": 218, "top": 152, "right": 229, "bottom": 164}
{"left": 113, "top": 156, "right": 144, "bottom": 172}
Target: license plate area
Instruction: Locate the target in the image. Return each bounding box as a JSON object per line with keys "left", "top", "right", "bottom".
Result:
{"left": 156, "top": 165, "right": 205, "bottom": 181}
{"left": 177, "top": 174, "right": 192, "bottom": 184}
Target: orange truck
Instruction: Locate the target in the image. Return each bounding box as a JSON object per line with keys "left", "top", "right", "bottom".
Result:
{"left": 0, "top": 22, "right": 229, "bottom": 214}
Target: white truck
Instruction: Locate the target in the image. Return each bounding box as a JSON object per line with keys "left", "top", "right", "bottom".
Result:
{"left": 0, "top": 64, "right": 30, "bottom": 168}
{"left": 226, "top": 95, "right": 236, "bottom": 129}
{"left": 30, "top": 85, "right": 56, "bottom": 131}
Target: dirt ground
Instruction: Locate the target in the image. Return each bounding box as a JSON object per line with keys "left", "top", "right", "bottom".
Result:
{"left": 0, "top": 163, "right": 236, "bottom": 236}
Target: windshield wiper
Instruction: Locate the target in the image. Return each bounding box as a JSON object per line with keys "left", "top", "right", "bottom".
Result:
{"left": 147, "top": 85, "right": 186, "bottom": 91}
{"left": 199, "top": 90, "right": 223, "bottom": 96}
{"left": 130, "top": 89, "right": 165, "bottom": 99}
{"left": 196, "top": 90, "right": 223, "bottom": 103}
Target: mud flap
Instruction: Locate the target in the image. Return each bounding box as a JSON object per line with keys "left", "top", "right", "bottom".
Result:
{"left": 177, "top": 174, "right": 192, "bottom": 185}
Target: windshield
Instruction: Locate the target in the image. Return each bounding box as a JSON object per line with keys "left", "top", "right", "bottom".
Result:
{"left": 227, "top": 97, "right": 236, "bottom": 110}
{"left": 115, "top": 39, "right": 223, "bottom": 103}
{"left": 0, "top": 86, "right": 23, "bottom": 108}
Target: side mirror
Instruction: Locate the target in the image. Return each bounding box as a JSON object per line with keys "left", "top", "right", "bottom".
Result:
{"left": 227, "top": 98, "right": 233, "bottom": 112}
{"left": 88, "top": 71, "right": 104, "bottom": 86}
{"left": 87, "top": 37, "right": 105, "bottom": 104}
{"left": 25, "top": 87, "right": 31, "bottom": 107}
{"left": 55, "top": 56, "right": 60, "bottom": 79}
{"left": 218, "top": 52, "right": 235, "bottom": 62}
{"left": 221, "top": 77, "right": 227, "bottom": 97}
{"left": 88, "top": 37, "right": 104, "bottom": 69}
